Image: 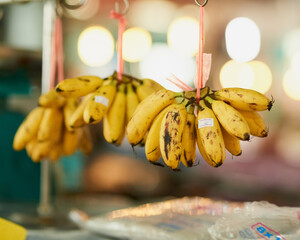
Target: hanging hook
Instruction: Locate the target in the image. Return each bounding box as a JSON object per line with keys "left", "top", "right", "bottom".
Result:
{"left": 115, "top": 0, "right": 129, "bottom": 15}
{"left": 60, "top": 0, "right": 86, "bottom": 10}
{"left": 195, "top": 0, "right": 208, "bottom": 7}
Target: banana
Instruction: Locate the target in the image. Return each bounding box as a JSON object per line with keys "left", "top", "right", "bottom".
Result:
{"left": 39, "top": 89, "right": 66, "bottom": 108}
{"left": 221, "top": 126, "right": 242, "bottom": 156}
{"left": 145, "top": 105, "right": 175, "bottom": 163}
{"left": 49, "top": 142, "right": 63, "bottom": 162}
{"left": 126, "top": 89, "right": 181, "bottom": 146}
{"left": 37, "top": 107, "right": 63, "bottom": 143}
{"left": 196, "top": 101, "right": 226, "bottom": 168}
{"left": 70, "top": 93, "right": 94, "bottom": 128}
{"left": 63, "top": 128, "right": 82, "bottom": 156}
{"left": 31, "top": 141, "right": 53, "bottom": 162}
{"left": 63, "top": 98, "right": 79, "bottom": 131}
{"left": 126, "top": 83, "right": 140, "bottom": 124}
{"left": 103, "top": 83, "right": 126, "bottom": 145}
{"left": 83, "top": 80, "right": 117, "bottom": 124}
{"left": 56, "top": 75, "right": 104, "bottom": 98}
{"left": 133, "top": 78, "right": 163, "bottom": 101}
{"left": 239, "top": 110, "right": 268, "bottom": 137}
{"left": 160, "top": 103, "right": 187, "bottom": 170}
{"left": 195, "top": 120, "right": 210, "bottom": 164}
{"left": 80, "top": 126, "right": 93, "bottom": 155}
{"left": 208, "top": 97, "right": 250, "bottom": 141}
{"left": 212, "top": 88, "right": 273, "bottom": 111}
{"left": 181, "top": 105, "right": 196, "bottom": 167}
{"left": 13, "top": 107, "right": 45, "bottom": 151}
{"left": 25, "top": 137, "right": 38, "bottom": 158}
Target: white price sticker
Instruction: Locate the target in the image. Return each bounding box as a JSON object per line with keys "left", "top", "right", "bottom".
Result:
{"left": 94, "top": 96, "right": 109, "bottom": 107}
{"left": 198, "top": 118, "right": 214, "bottom": 129}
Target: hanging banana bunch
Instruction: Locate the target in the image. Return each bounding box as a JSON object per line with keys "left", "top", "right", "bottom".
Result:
{"left": 126, "top": 86, "right": 274, "bottom": 170}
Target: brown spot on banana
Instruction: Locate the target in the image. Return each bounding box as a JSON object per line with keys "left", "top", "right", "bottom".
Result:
{"left": 78, "top": 77, "right": 90, "bottom": 82}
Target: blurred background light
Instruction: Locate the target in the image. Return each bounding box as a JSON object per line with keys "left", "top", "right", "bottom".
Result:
{"left": 225, "top": 17, "right": 261, "bottom": 63}
{"left": 122, "top": 27, "right": 152, "bottom": 63}
{"left": 78, "top": 26, "right": 114, "bottom": 67}
{"left": 282, "top": 29, "right": 300, "bottom": 59}
{"left": 128, "top": 0, "right": 177, "bottom": 33}
{"left": 136, "top": 43, "right": 196, "bottom": 92}
{"left": 167, "top": 17, "right": 199, "bottom": 57}
{"left": 64, "top": 0, "right": 99, "bottom": 20}
{"left": 248, "top": 61, "right": 272, "bottom": 93}
{"left": 290, "top": 51, "right": 300, "bottom": 76}
{"left": 220, "top": 60, "right": 254, "bottom": 89}
{"left": 283, "top": 69, "right": 300, "bottom": 101}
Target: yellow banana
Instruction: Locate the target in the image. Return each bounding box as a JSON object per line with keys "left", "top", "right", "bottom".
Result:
{"left": 63, "top": 98, "right": 79, "bottom": 131}
{"left": 70, "top": 93, "right": 94, "bottom": 128}
{"left": 56, "top": 75, "right": 104, "bottom": 98}
{"left": 63, "top": 128, "right": 82, "bottom": 156}
{"left": 39, "top": 89, "right": 66, "bottom": 108}
{"left": 126, "top": 83, "right": 140, "bottom": 124}
{"left": 49, "top": 142, "right": 63, "bottom": 162}
{"left": 145, "top": 105, "right": 174, "bottom": 163}
{"left": 239, "top": 110, "right": 268, "bottom": 137}
{"left": 133, "top": 78, "right": 163, "bottom": 101}
{"left": 103, "top": 83, "right": 126, "bottom": 145}
{"left": 31, "top": 141, "right": 53, "bottom": 162}
{"left": 160, "top": 103, "right": 187, "bottom": 170}
{"left": 126, "top": 89, "right": 181, "bottom": 146}
{"left": 80, "top": 126, "right": 93, "bottom": 155}
{"left": 83, "top": 80, "right": 117, "bottom": 124}
{"left": 25, "top": 137, "right": 38, "bottom": 158}
{"left": 37, "top": 107, "right": 63, "bottom": 143}
{"left": 181, "top": 105, "right": 196, "bottom": 167}
{"left": 13, "top": 107, "right": 45, "bottom": 151}
{"left": 195, "top": 121, "right": 211, "bottom": 164}
{"left": 221, "top": 126, "right": 242, "bottom": 156}
{"left": 208, "top": 97, "right": 250, "bottom": 141}
{"left": 212, "top": 88, "right": 273, "bottom": 111}
{"left": 196, "top": 101, "right": 226, "bottom": 168}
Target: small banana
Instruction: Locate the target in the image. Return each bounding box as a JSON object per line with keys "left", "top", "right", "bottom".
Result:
{"left": 160, "top": 103, "right": 187, "bottom": 170}
{"left": 103, "top": 83, "right": 126, "bottom": 145}
{"left": 31, "top": 141, "right": 53, "bottom": 162}
{"left": 126, "top": 89, "right": 181, "bottom": 146}
{"left": 49, "top": 142, "right": 63, "bottom": 162}
{"left": 239, "top": 110, "right": 268, "bottom": 137}
{"left": 13, "top": 107, "right": 45, "bottom": 151}
{"left": 181, "top": 105, "right": 196, "bottom": 167}
{"left": 196, "top": 101, "right": 226, "bottom": 168}
{"left": 125, "top": 83, "right": 140, "bottom": 124}
{"left": 80, "top": 126, "right": 93, "bottom": 155}
{"left": 145, "top": 105, "right": 174, "bottom": 163}
{"left": 25, "top": 136, "right": 38, "bottom": 158}
{"left": 70, "top": 93, "right": 94, "bottom": 128}
{"left": 208, "top": 97, "right": 250, "bottom": 141}
{"left": 212, "top": 88, "right": 273, "bottom": 111}
{"left": 63, "top": 98, "right": 79, "bottom": 131}
{"left": 37, "top": 107, "right": 63, "bottom": 143}
{"left": 133, "top": 78, "right": 163, "bottom": 101}
{"left": 56, "top": 76, "right": 104, "bottom": 98}
{"left": 83, "top": 80, "right": 117, "bottom": 124}
{"left": 63, "top": 128, "right": 82, "bottom": 156}
{"left": 221, "top": 126, "right": 242, "bottom": 156}
{"left": 39, "top": 89, "right": 66, "bottom": 108}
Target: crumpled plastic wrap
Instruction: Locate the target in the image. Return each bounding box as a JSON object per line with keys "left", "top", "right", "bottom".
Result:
{"left": 70, "top": 197, "right": 300, "bottom": 240}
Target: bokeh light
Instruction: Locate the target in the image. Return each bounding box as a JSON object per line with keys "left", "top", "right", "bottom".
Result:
{"left": 248, "top": 61, "right": 272, "bottom": 93}
{"left": 291, "top": 51, "right": 300, "bottom": 76}
{"left": 282, "top": 29, "right": 300, "bottom": 59}
{"left": 167, "top": 17, "right": 199, "bottom": 57}
{"left": 78, "top": 26, "right": 114, "bottom": 67}
{"left": 220, "top": 60, "right": 254, "bottom": 89}
{"left": 137, "top": 43, "right": 196, "bottom": 92}
{"left": 225, "top": 17, "right": 261, "bottom": 63}
{"left": 283, "top": 69, "right": 300, "bottom": 101}
{"left": 122, "top": 27, "right": 152, "bottom": 63}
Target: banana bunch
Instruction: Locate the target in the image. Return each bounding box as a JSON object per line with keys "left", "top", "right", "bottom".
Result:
{"left": 126, "top": 87, "right": 273, "bottom": 170}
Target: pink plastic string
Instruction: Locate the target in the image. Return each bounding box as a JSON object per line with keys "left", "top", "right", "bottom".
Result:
{"left": 110, "top": 10, "right": 128, "bottom": 83}
{"left": 196, "top": 5, "right": 204, "bottom": 103}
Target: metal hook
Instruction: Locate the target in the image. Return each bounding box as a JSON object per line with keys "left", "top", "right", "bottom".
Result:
{"left": 115, "top": 0, "right": 129, "bottom": 15}
{"left": 195, "top": 0, "right": 208, "bottom": 7}
{"left": 60, "top": 0, "right": 86, "bottom": 10}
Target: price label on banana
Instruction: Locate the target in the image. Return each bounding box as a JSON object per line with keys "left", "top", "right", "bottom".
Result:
{"left": 13, "top": 71, "right": 273, "bottom": 170}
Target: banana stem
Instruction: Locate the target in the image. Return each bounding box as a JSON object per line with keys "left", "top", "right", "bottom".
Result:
{"left": 204, "top": 95, "right": 214, "bottom": 104}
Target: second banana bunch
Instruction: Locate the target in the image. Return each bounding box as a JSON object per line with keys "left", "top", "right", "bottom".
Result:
{"left": 126, "top": 87, "right": 273, "bottom": 170}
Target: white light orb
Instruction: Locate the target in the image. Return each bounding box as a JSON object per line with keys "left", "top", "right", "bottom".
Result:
{"left": 225, "top": 17, "right": 261, "bottom": 63}
{"left": 78, "top": 26, "right": 114, "bottom": 67}
{"left": 291, "top": 51, "right": 300, "bottom": 76}
{"left": 282, "top": 29, "right": 300, "bottom": 59}
{"left": 283, "top": 69, "right": 300, "bottom": 101}
{"left": 248, "top": 61, "right": 272, "bottom": 94}
{"left": 122, "top": 27, "right": 152, "bottom": 62}
{"left": 220, "top": 60, "right": 254, "bottom": 89}
{"left": 168, "top": 17, "right": 199, "bottom": 57}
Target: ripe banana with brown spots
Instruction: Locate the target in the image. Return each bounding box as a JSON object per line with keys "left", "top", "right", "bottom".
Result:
{"left": 238, "top": 110, "right": 268, "bottom": 137}
{"left": 221, "top": 126, "right": 242, "bottom": 156}
{"left": 39, "top": 89, "right": 65, "bottom": 108}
